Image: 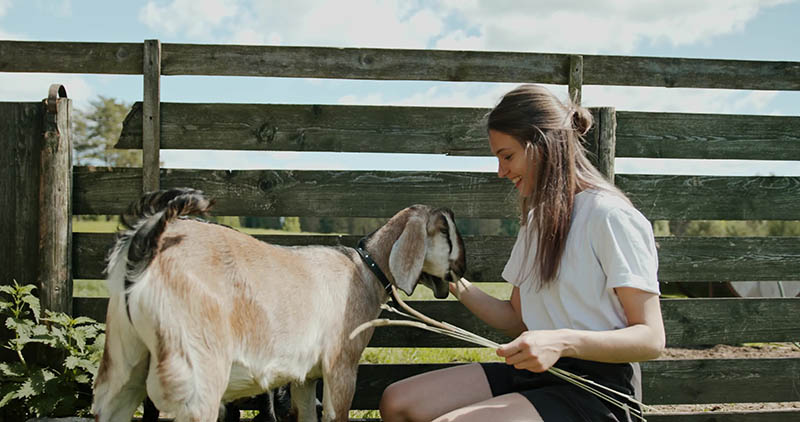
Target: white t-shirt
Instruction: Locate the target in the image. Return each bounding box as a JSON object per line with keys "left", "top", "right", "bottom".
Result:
{"left": 502, "top": 189, "right": 660, "bottom": 332}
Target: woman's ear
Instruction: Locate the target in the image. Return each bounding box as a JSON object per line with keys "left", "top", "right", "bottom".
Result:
{"left": 389, "top": 214, "right": 427, "bottom": 295}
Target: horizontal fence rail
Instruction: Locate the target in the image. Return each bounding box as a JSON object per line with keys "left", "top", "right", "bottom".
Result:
{"left": 115, "top": 103, "right": 800, "bottom": 161}
{"left": 72, "top": 297, "right": 800, "bottom": 347}
{"left": 72, "top": 233, "right": 800, "bottom": 283}
{"left": 2, "top": 41, "right": 799, "bottom": 90}
{"left": 72, "top": 167, "right": 800, "bottom": 220}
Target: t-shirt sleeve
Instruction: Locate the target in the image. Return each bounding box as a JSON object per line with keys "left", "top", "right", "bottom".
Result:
{"left": 590, "top": 207, "right": 660, "bottom": 295}
{"left": 502, "top": 225, "right": 534, "bottom": 290}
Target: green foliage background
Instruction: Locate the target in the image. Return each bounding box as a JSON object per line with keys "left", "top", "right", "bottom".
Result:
{"left": 1, "top": 282, "right": 104, "bottom": 419}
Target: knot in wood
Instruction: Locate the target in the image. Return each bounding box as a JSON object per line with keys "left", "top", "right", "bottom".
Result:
{"left": 359, "top": 53, "right": 375, "bottom": 67}
{"left": 257, "top": 123, "right": 277, "bottom": 144}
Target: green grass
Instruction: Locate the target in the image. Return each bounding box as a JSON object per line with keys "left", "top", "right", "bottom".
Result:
{"left": 73, "top": 279, "right": 108, "bottom": 297}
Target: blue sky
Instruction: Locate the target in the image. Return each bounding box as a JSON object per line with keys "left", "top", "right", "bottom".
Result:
{"left": 1, "top": 0, "right": 798, "bottom": 175}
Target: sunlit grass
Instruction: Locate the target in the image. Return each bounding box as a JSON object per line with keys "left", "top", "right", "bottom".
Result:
{"left": 73, "top": 279, "right": 108, "bottom": 297}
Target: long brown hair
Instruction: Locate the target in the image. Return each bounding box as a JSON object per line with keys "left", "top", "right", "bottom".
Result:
{"left": 488, "top": 84, "right": 626, "bottom": 287}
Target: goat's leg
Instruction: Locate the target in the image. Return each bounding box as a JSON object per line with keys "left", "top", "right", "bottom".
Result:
{"left": 92, "top": 296, "right": 150, "bottom": 422}
{"left": 321, "top": 364, "right": 358, "bottom": 422}
{"left": 148, "top": 355, "right": 230, "bottom": 422}
{"left": 290, "top": 380, "right": 319, "bottom": 422}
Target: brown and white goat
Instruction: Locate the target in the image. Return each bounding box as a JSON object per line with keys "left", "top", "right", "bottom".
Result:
{"left": 92, "top": 188, "right": 466, "bottom": 422}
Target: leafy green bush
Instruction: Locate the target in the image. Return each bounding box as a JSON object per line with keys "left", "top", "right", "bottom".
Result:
{"left": 0, "top": 281, "right": 105, "bottom": 419}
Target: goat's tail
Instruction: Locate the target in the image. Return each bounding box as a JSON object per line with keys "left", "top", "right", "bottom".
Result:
{"left": 106, "top": 188, "right": 214, "bottom": 299}
{"left": 124, "top": 188, "right": 214, "bottom": 269}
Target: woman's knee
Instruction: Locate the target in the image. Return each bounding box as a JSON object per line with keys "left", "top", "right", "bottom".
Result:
{"left": 379, "top": 380, "right": 415, "bottom": 421}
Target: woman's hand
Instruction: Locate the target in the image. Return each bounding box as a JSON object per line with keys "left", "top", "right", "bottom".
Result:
{"left": 496, "top": 330, "right": 568, "bottom": 373}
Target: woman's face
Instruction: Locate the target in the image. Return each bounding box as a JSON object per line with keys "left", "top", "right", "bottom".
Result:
{"left": 489, "top": 129, "right": 536, "bottom": 196}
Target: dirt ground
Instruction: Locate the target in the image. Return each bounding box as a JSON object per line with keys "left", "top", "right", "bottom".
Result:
{"left": 650, "top": 343, "right": 800, "bottom": 414}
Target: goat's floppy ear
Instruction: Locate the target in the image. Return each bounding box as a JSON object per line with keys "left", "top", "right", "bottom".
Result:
{"left": 389, "top": 214, "right": 427, "bottom": 295}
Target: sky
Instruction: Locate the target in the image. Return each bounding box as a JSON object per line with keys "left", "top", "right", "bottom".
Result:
{"left": 1, "top": 0, "right": 799, "bottom": 175}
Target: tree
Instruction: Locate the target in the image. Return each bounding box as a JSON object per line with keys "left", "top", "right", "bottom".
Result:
{"left": 72, "top": 96, "right": 141, "bottom": 167}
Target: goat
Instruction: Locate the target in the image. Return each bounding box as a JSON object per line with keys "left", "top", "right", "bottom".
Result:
{"left": 92, "top": 188, "right": 466, "bottom": 422}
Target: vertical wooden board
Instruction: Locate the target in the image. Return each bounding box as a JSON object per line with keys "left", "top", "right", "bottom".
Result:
{"left": 142, "top": 40, "right": 161, "bottom": 193}
{"left": 0, "top": 102, "right": 43, "bottom": 287}
{"left": 568, "top": 55, "right": 583, "bottom": 105}
{"left": 38, "top": 96, "right": 73, "bottom": 315}
{"left": 0, "top": 102, "right": 43, "bottom": 365}
{"left": 595, "top": 107, "right": 616, "bottom": 182}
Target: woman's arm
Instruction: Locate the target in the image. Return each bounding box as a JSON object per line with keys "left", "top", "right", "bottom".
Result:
{"left": 497, "top": 287, "right": 665, "bottom": 372}
{"left": 451, "top": 279, "right": 527, "bottom": 338}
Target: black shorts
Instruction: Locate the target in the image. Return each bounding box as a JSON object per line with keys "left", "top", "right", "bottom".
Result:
{"left": 481, "top": 358, "right": 642, "bottom": 422}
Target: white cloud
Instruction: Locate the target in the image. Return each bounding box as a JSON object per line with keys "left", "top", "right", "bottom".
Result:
{"left": 139, "top": 0, "right": 240, "bottom": 39}
{"left": 582, "top": 86, "right": 780, "bottom": 114}
{"left": 0, "top": 0, "right": 11, "bottom": 17}
{"left": 436, "top": 0, "right": 794, "bottom": 54}
{"left": 134, "top": 0, "right": 793, "bottom": 57}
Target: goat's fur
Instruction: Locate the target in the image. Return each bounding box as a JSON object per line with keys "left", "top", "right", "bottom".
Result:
{"left": 92, "top": 188, "right": 466, "bottom": 422}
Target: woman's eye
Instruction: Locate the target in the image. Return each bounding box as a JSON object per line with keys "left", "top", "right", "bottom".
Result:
{"left": 504, "top": 154, "right": 513, "bottom": 161}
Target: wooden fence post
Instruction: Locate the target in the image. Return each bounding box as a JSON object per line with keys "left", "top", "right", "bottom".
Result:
{"left": 143, "top": 39, "right": 161, "bottom": 193}
{"left": 595, "top": 107, "right": 616, "bottom": 183}
{"left": 569, "top": 55, "right": 583, "bottom": 105}
{"left": 38, "top": 84, "right": 73, "bottom": 315}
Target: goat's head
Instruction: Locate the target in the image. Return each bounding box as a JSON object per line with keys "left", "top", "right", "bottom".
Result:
{"left": 387, "top": 205, "right": 466, "bottom": 299}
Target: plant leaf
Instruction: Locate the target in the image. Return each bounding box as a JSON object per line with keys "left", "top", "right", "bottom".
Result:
{"left": 65, "top": 355, "right": 80, "bottom": 370}
{"left": 21, "top": 294, "right": 41, "bottom": 322}
{"left": 0, "top": 361, "right": 25, "bottom": 377}
{"left": 0, "top": 389, "right": 17, "bottom": 409}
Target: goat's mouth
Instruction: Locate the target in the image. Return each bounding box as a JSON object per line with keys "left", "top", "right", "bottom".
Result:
{"left": 419, "top": 272, "right": 450, "bottom": 299}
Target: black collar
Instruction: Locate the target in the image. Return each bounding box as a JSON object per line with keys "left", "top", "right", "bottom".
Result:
{"left": 355, "top": 238, "right": 396, "bottom": 302}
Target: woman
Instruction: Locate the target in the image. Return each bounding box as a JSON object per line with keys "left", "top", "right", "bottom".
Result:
{"left": 379, "top": 84, "right": 665, "bottom": 422}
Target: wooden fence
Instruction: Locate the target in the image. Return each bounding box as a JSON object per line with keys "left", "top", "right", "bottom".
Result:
{"left": 1, "top": 40, "right": 799, "bottom": 421}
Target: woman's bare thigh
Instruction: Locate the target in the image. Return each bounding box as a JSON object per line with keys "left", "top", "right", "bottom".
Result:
{"left": 432, "top": 393, "right": 543, "bottom": 422}
{"left": 380, "top": 363, "right": 494, "bottom": 421}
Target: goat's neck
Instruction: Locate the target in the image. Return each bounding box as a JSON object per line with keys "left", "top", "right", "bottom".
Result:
{"left": 359, "top": 221, "right": 407, "bottom": 298}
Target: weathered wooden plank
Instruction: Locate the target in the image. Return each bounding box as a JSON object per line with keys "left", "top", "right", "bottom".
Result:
{"left": 142, "top": 40, "right": 161, "bottom": 193}
{"left": 347, "top": 359, "right": 800, "bottom": 408}
{"left": 617, "top": 174, "right": 800, "bottom": 220}
{"left": 0, "top": 102, "right": 43, "bottom": 363}
{"left": 161, "top": 43, "right": 571, "bottom": 83}
{"left": 116, "top": 104, "right": 800, "bottom": 161}
{"left": 72, "top": 232, "right": 800, "bottom": 283}
{"left": 38, "top": 95, "right": 72, "bottom": 315}
{"left": 159, "top": 43, "right": 800, "bottom": 90}
{"left": 73, "top": 167, "right": 800, "bottom": 220}
{"left": 0, "top": 41, "right": 143, "bottom": 74}
{"left": 568, "top": 55, "right": 583, "bottom": 105}
{"left": 72, "top": 167, "right": 518, "bottom": 218}
{"left": 0, "top": 102, "right": 43, "bottom": 288}
{"left": 583, "top": 54, "right": 800, "bottom": 91}
{"left": 592, "top": 107, "right": 616, "bottom": 182}
{"left": 72, "top": 232, "right": 515, "bottom": 282}
{"left": 73, "top": 297, "right": 800, "bottom": 347}
{"left": 616, "top": 112, "right": 800, "bottom": 160}
{"left": 657, "top": 236, "right": 800, "bottom": 282}
{"left": 2, "top": 41, "right": 798, "bottom": 90}
{"left": 646, "top": 410, "right": 800, "bottom": 422}
{"left": 115, "top": 102, "right": 490, "bottom": 155}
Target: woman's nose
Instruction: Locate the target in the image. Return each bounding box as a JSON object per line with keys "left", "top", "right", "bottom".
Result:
{"left": 497, "top": 160, "right": 508, "bottom": 178}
